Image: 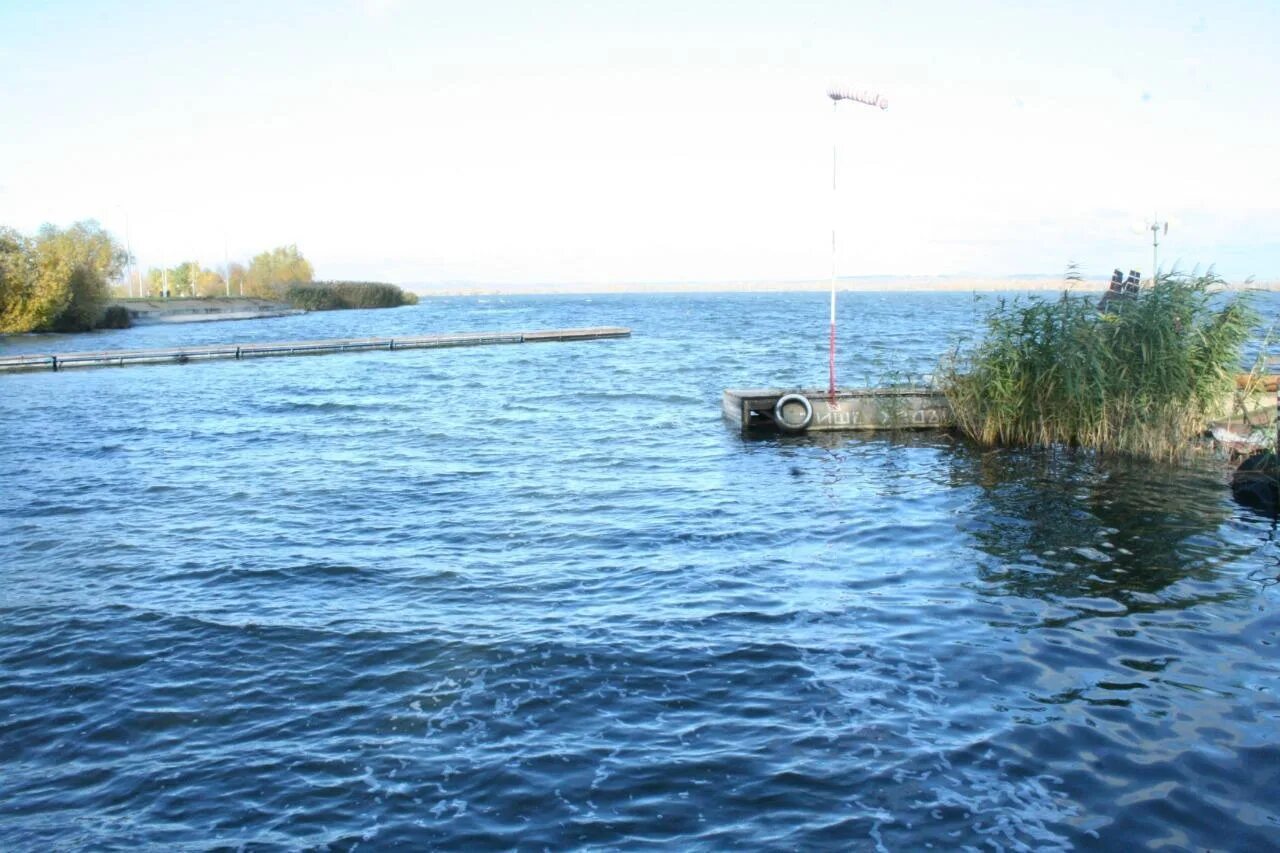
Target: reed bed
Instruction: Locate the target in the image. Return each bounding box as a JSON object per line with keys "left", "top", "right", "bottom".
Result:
{"left": 940, "top": 272, "right": 1258, "bottom": 461}
{"left": 283, "top": 281, "right": 418, "bottom": 311}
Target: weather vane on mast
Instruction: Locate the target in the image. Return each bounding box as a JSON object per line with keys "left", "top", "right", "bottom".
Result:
{"left": 825, "top": 85, "right": 888, "bottom": 403}
{"left": 827, "top": 88, "right": 889, "bottom": 110}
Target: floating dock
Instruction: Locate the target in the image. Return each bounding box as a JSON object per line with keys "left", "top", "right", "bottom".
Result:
{"left": 723, "top": 387, "right": 953, "bottom": 433}
{"left": 0, "top": 327, "right": 630, "bottom": 373}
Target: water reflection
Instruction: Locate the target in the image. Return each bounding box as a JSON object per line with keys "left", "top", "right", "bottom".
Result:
{"left": 739, "top": 424, "right": 1262, "bottom": 611}
{"left": 942, "top": 445, "right": 1262, "bottom": 608}
{"left": 732, "top": 427, "right": 1280, "bottom": 848}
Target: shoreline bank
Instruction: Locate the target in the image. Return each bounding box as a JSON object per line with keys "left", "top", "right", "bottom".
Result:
{"left": 113, "top": 298, "right": 305, "bottom": 325}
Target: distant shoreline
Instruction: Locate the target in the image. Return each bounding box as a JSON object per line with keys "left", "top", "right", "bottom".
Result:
{"left": 405, "top": 277, "right": 1278, "bottom": 298}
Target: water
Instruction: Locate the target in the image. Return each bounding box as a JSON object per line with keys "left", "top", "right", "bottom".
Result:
{"left": 2, "top": 292, "right": 1277, "bottom": 850}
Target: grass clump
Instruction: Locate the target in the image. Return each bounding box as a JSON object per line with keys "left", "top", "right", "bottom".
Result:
{"left": 283, "top": 281, "right": 418, "bottom": 311}
{"left": 940, "top": 271, "right": 1257, "bottom": 461}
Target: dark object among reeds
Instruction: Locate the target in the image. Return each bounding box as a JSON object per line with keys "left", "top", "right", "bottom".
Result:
{"left": 940, "top": 272, "right": 1257, "bottom": 461}
{"left": 283, "top": 281, "right": 418, "bottom": 311}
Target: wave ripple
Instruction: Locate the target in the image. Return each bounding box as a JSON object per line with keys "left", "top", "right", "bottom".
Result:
{"left": 2, "top": 292, "right": 1278, "bottom": 848}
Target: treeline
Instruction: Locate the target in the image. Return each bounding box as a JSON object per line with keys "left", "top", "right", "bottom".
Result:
{"left": 2, "top": 221, "right": 418, "bottom": 334}
{"left": 284, "top": 281, "right": 419, "bottom": 310}
{"left": 0, "top": 221, "right": 128, "bottom": 333}
{"left": 127, "top": 244, "right": 316, "bottom": 300}
{"left": 130, "top": 247, "right": 417, "bottom": 309}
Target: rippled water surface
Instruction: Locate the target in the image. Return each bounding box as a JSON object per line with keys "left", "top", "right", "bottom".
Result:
{"left": 2, "top": 292, "right": 1278, "bottom": 850}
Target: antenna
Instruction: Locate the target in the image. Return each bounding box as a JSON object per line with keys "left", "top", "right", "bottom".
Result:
{"left": 1147, "top": 215, "right": 1169, "bottom": 284}
{"left": 827, "top": 84, "right": 888, "bottom": 402}
{"left": 827, "top": 87, "right": 889, "bottom": 110}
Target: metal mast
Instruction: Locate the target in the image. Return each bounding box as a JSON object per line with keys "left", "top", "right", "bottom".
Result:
{"left": 826, "top": 86, "right": 888, "bottom": 401}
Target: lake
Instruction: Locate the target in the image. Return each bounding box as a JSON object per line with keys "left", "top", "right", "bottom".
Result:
{"left": 1, "top": 291, "right": 1277, "bottom": 849}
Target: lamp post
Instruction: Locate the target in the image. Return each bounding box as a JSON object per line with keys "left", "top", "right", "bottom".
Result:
{"left": 826, "top": 87, "right": 888, "bottom": 401}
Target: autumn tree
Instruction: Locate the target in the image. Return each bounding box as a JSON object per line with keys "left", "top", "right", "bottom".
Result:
{"left": 0, "top": 228, "right": 40, "bottom": 333}
{"left": 244, "top": 244, "right": 313, "bottom": 298}
{"left": 145, "top": 267, "right": 166, "bottom": 297}
{"left": 227, "top": 262, "right": 247, "bottom": 296}
{"left": 0, "top": 221, "right": 126, "bottom": 332}
{"left": 194, "top": 267, "right": 226, "bottom": 297}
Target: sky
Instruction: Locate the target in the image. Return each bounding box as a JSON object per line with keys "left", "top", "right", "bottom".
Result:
{"left": 1, "top": 0, "right": 1277, "bottom": 286}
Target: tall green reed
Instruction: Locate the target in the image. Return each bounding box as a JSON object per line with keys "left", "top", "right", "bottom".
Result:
{"left": 940, "top": 272, "right": 1257, "bottom": 461}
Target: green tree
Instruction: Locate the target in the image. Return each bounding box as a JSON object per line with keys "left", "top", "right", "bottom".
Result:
{"left": 244, "top": 244, "right": 313, "bottom": 298}
{"left": 168, "top": 261, "right": 199, "bottom": 297}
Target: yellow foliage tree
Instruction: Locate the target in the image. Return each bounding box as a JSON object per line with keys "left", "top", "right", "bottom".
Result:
{"left": 227, "top": 262, "right": 247, "bottom": 296}
{"left": 195, "top": 267, "right": 226, "bottom": 297}
{"left": 244, "top": 244, "right": 313, "bottom": 299}
{"left": 0, "top": 228, "right": 42, "bottom": 333}
{"left": 0, "top": 221, "right": 125, "bottom": 332}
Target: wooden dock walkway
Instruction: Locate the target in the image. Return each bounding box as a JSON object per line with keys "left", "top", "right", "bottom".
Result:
{"left": 0, "top": 327, "right": 630, "bottom": 373}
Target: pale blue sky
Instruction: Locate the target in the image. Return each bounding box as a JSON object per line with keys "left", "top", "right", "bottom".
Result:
{"left": 2, "top": 0, "right": 1276, "bottom": 284}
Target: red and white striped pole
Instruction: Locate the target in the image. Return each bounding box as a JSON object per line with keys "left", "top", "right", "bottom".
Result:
{"left": 827, "top": 87, "right": 887, "bottom": 402}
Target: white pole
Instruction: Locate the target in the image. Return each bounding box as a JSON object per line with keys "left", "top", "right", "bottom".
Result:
{"left": 829, "top": 98, "right": 838, "bottom": 401}
{"left": 825, "top": 87, "right": 887, "bottom": 401}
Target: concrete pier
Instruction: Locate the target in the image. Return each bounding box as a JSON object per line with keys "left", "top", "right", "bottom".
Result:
{"left": 0, "top": 327, "right": 630, "bottom": 374}
{"left": 723, "top": 387, "right": 953, "bottom": 433}
{"left": 726, "top": 380, "right": 1276, "bottom": 436}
